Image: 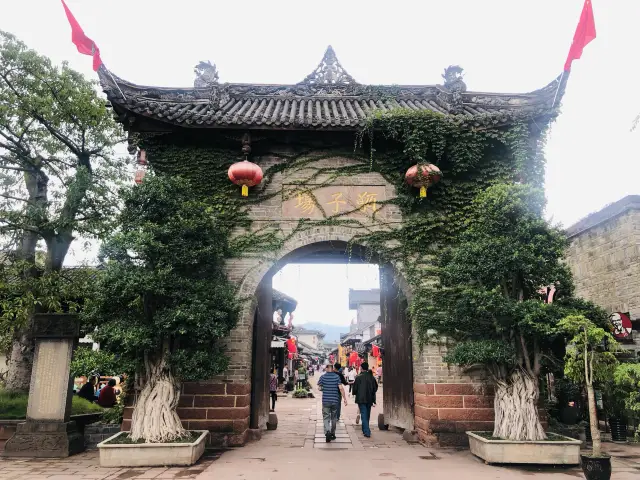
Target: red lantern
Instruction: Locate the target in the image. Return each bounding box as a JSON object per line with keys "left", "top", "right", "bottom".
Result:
{"left": 405, "top": 163, "right": 441, "bottom": 198}
{"left": 134, "top": 169, "right": 145, "bottom": 184}
{"left": 228, "top": 160, "right": 263, "bottom": 197}
{"left": 372, "top": 345, "right": 380, "bottom": 358}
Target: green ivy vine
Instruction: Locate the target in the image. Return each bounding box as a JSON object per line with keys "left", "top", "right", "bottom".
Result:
{"left": 138, "top": 108, "right": 550, "bottom": 344}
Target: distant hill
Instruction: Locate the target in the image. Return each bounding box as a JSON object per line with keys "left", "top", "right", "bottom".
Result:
{"left": 297, "top": 322, "right": 349, "bottom": 343}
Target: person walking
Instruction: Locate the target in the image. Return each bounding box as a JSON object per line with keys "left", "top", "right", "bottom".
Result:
{"left": 347, "top": 366, "right": 357, "bottom": 395}
{"left": 269, "top": 369, "right": 278, "bottom": 412}
{"left": 333, "top": 362, "right": 348, "bottom": 421}
{"left": 317, "top": 364, "right": 347, "bottom": 442}
{"left": 352, "top": 361, "right": 378, "bottom": 438}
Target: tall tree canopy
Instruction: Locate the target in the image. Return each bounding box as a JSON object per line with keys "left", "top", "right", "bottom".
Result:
{"left": 422, "top": 183, "right": 607, "bottom": 441}
{"left": 84, "top": 176, "right": 240, "bottom": 442}
{"left": 0, "top": 30, "right": 126, "bottom": 390}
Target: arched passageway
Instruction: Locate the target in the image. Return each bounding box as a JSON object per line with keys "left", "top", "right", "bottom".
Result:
{"left": 249, "top": 240, "right": 414, "bottom": 433}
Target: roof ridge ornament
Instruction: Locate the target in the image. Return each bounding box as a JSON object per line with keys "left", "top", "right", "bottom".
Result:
{"left": 193, "top": 60, "right": 230, "bottom": 110}
{"left": 194, "top": 61, "right": 219, "bottom": 88}
{"left": 440, "top": 65, "right": 467, "bottom": 114}
{"left": 299, "top": 45, "right": 358, "bottom": 86}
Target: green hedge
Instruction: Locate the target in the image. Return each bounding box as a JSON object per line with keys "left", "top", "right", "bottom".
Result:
{"left": 0, "top": 389, "right": 104, "bottom": 420}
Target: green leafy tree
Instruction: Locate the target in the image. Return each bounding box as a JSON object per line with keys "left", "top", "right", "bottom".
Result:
{"left": 83, "top": 176, "right": 239, "bottom": 442}
{"left": 560, "top": 315, "right": 618, "bottom": 457}
{"left": 424, "top": 183, "right": 607, "bottom": 441}
{"left": 70, "top": 347, "right": 132, "bottom": 379}
{"left": 0, "top": 31, "right": 126, "bottom": 391}
{"left": 612, "top": 363, "right": 640, "bottom": 438}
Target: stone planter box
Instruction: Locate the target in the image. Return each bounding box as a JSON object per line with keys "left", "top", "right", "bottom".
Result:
{"left": 467, "top": 431, "right": 582, "bottom": 465}
{"left": 97, "top": 430, "right": 208, "bottom": 467}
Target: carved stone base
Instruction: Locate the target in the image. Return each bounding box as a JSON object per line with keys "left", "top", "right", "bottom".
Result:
{"left": 3, "top": 421, "right": 84, "bottom": 458}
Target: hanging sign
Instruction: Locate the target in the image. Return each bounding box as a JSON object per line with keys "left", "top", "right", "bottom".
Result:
{"left": 610, "top": 312, "right": 632, "bottom": 339}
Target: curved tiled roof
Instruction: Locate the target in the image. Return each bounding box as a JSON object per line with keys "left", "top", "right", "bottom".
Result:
{"left": 100, "top": 46, "right": 565, "bottom": 132}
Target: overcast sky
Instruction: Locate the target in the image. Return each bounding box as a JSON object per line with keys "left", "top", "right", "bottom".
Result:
{"left": 3, "top": 0, "right": 638, "bottom": 326}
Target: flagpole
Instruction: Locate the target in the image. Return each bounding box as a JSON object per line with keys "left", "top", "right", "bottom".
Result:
{"left": 107, "top": 69, "right": 127, "bottom": 102}
{"left": 551, "top": 71, "right": 566, "bottom": 108}
{"left": 99, "top": 65, "right": 127, "bottom": 102}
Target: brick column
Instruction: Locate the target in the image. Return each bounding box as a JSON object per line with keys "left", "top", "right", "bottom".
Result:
{"left": 122, "top": 381, "right": 251, "bottom": 447}
{"left": 413, "top": 382, "right": 494, "bottom": 447}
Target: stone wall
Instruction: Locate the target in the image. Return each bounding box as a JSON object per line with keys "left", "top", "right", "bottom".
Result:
{"left": 566, "top": 197, "right": 640, "bottom": 355}
{"left": 84, "top": 424, "right": 120, "bottom": 448}
{"left": 122, "top": 382, "right": 251, "bottom": 447}
{"left": 411, "top": 338, "right": 492, "bottom": 446}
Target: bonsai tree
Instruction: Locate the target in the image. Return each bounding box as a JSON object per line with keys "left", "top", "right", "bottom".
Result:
{"left": 84, "top": 176, "right": 239, "bottom": 442}
{"left": 422, "top": 183, "right": 607, "bottom": 441}
{"left": 560, "top": 315, "right": 618, "bottom": 456}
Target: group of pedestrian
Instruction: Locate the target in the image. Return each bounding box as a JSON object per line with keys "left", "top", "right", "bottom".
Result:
{"left": 76, "top": 375, "right": 121, "bottom": 408}
{"left": 317, "top": 361, "right": 378, "bottom": 442}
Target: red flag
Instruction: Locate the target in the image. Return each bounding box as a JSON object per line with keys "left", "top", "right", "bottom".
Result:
{"left": 564, "top": 0, "right": 596, "bottom": 72}
{"left": 61, "top": 0, "right": 102, "bottom": 71}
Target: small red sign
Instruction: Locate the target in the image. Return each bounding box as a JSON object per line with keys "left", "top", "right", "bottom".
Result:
{"left": 610, "top": 312, "right": 633, "bottom": 339}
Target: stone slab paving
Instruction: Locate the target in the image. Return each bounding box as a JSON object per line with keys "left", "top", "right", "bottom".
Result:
{"left": 2, "top": 377, "right": 639, "bottom": 479}
{"left": 0, "top": 449, "right": 222, "bottom": 480}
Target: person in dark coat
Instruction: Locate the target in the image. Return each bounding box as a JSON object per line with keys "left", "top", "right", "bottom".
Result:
{"left": 352, "top": 362, "right": 378, "bottom": 438}
{"left": 77, "top": 376, "right": 97, "bottom": 402}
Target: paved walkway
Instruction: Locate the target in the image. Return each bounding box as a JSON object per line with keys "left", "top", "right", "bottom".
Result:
{"left": 1, "top": 377, "right": 639, "bottom": 479}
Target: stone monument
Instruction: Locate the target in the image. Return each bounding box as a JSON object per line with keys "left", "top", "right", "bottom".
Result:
{"left": 4, "top": 313, "right": 85, "bottom": 457}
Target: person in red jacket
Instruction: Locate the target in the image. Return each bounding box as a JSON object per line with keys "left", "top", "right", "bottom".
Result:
{"left": 97, "top": 378, "right": 117, "bottom": 408}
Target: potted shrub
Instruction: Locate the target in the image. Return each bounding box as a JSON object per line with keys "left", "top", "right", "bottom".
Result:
{"left": 85, "top": 176, "right": 239, "bottom": 467}
{"left": 560, "top": 315, "right": 618, "bottom": 480}
{"left": 612, "top": 363, "right": 640, "bottom": 442}
{"left": 603, "top": 380, "right": 628, "bottom": 443}
{"left": 420, "top": 185, "right": 607, "bottom": 464}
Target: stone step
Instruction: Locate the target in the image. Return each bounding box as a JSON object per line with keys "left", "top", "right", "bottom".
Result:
{"left": 314, "top": 437, "right": 351, "bottom": 443}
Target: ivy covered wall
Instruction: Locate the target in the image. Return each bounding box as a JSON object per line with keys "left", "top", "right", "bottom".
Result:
{"left": 136, "top": 109, "right": 551, "bottom": 388}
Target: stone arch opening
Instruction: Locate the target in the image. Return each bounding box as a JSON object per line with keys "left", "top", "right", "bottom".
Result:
{"left": 248, "top": 238, "right": 414, "bottom": 433}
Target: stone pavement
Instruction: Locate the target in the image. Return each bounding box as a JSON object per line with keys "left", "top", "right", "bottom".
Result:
{"left": 0, "top": 449, "right": 223, "bottom": 480}
{"left": 1, "top": 378, "right": 639, "bottom": 479}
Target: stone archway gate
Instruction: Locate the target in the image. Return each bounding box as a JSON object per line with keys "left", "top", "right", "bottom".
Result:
{"left": 101, "top": 46, "right": 562, "bottom": 447}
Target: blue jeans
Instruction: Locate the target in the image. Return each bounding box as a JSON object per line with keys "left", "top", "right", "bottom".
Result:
{"left": 358, "top": 403, "right": 372, "bottom": 436}
{"left": 336, "top": 398, "right": 341, "bottom": 420}
{"left": 322, "top": 404, "right": 338, "bottom": 435}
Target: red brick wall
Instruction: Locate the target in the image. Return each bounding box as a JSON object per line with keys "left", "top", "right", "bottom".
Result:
{"left": 122, "top": 382, "right": 251, "bottom": 447}
{"left": 413, "top": 382, "right": 548, "bottom": 447}
{"left": 413, "top": 382, "right": 494, "bottom": 447}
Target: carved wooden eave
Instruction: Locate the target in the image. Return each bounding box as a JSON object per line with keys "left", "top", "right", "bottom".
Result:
{"left": 98, "top": 46, "right": 567, "bottom": 133}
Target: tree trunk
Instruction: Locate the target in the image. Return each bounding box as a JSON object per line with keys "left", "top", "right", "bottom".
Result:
{"left": 5, "top": 330, "right": 34, "bottom": 392}
{"left": 5, "top": 167, "right": 48, "bottom": 393}
{"left": 44, "top": 232, "right": 73, "bottom": 272}
{"left": 493, "top": 369, "right": 546, "bottom": 441}
{"left": 586, "top": 383, "right": 602, "bottom": 456}
{"left": 130, "top": 356, "right": 186, "bottom": 443}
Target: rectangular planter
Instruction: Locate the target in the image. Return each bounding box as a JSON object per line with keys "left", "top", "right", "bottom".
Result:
{"left": 97, "top": 430, "right": 208, "bottom": 467}
{"left": 467, "top": 431, "right": 582, "bottom": 465}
